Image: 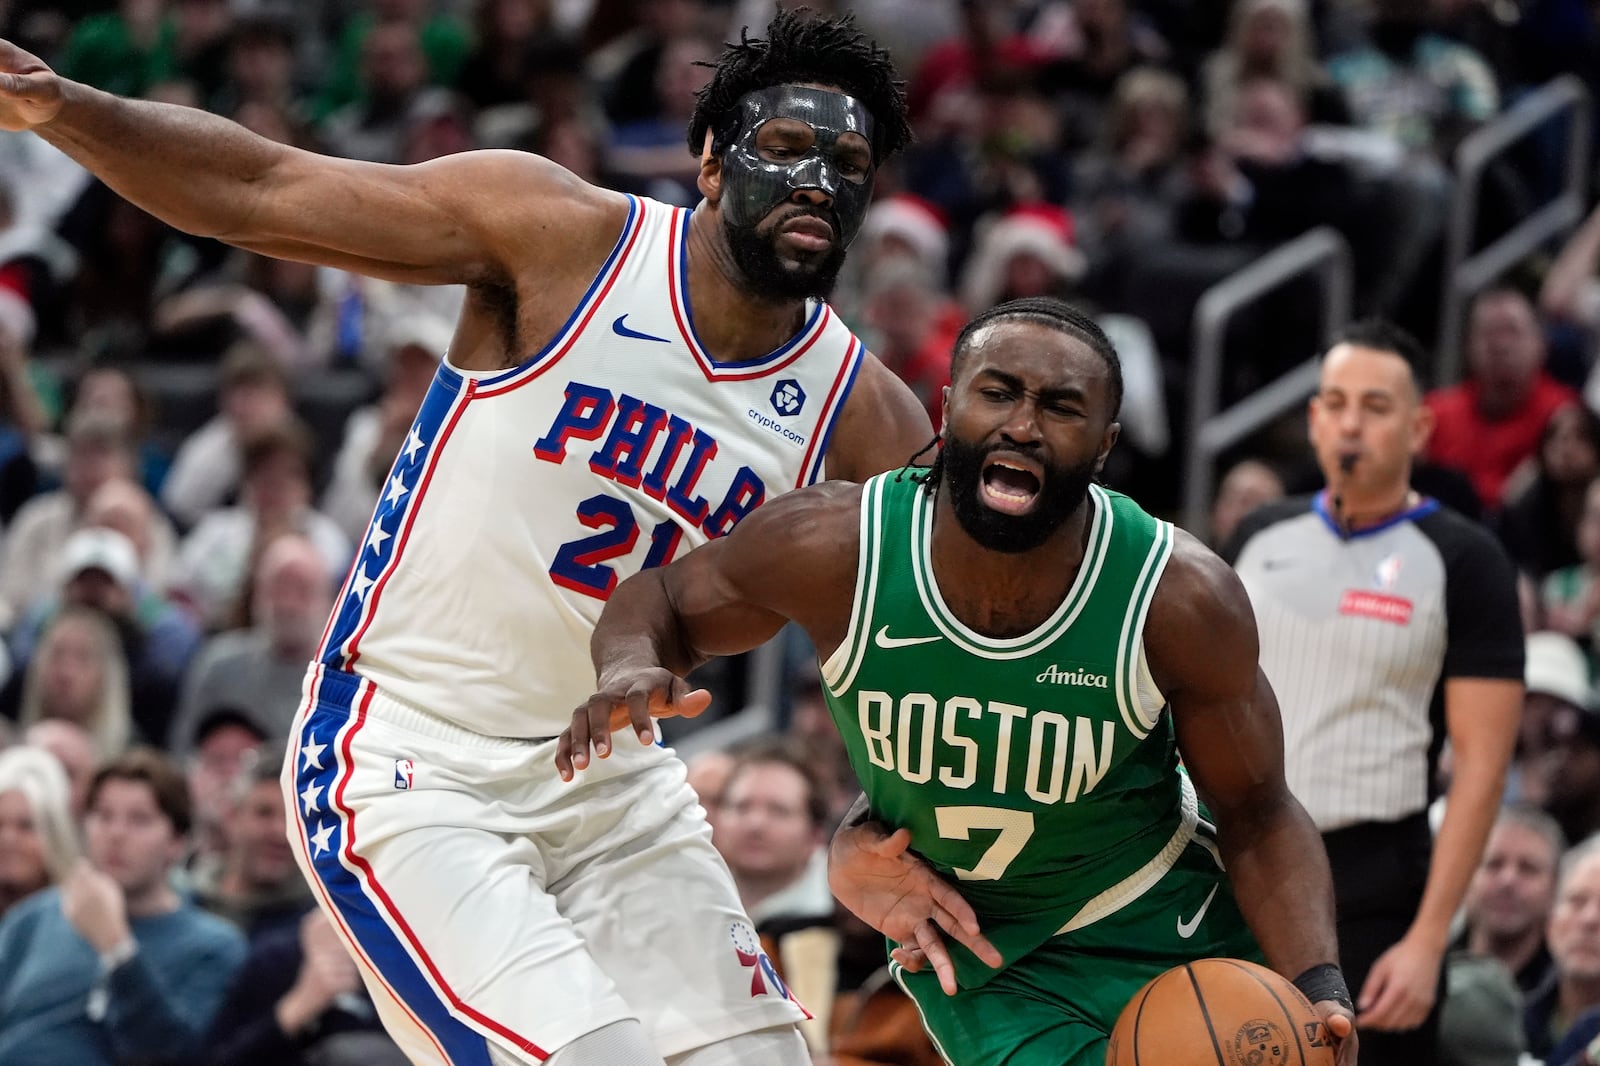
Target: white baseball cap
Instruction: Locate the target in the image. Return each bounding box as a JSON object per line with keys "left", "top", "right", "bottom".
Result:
{"left": 1525, "top": 631, "right": 1591, "bottom": 708}
{"left": 382, "top": 311, "right": 454, "bottom": 361}
{"left": 59, "top": 527, "right": 140, "bottom": 590}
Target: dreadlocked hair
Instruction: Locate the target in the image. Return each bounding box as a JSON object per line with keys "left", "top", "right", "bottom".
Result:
{"left": 687, "top": 8, "right": 913, "bottom": 163}
{"left": 906, "top": 298, "right": 1126, "bottom": 497}
{"left": 895, "top": 433, "right": 942, "bottom": 495}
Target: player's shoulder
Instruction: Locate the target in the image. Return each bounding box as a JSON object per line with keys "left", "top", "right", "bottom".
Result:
{"left": 1159, "top": 527, "right": 1252, "bottom": 613}
{"left": 823, "top": 349, "right": 936, "bottom": 482}
{"left": 425, "top": 149, "right": 629, "bottom": 231}
{"left": 739, "top": 478, "right": 866, "bottom": 535}
{"left": 1144, "top": 528, "right": 1259, "bottom": 688}
{"left": 426, "top": 148, "right": 609, "bottom": 197}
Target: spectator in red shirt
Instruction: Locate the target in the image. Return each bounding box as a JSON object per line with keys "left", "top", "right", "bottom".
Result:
{"left": 1427, "top": 286, "right": 1579, "bottom": 510}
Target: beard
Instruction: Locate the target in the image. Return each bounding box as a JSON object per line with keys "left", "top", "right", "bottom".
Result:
{"left": 725, "top": 207, "right": 847, "bottom": 301}
{"left": 940, "top": 435, "right": 1097, "bottom": 553}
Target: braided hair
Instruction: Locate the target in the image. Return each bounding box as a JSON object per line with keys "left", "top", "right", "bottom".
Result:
{"left": 900, "top": 297, "right": 1124, "bottom": 495}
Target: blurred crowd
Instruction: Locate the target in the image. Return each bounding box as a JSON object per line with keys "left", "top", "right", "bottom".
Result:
{"left": 2, "top": 0, "right": 1600, "bottom": 1063}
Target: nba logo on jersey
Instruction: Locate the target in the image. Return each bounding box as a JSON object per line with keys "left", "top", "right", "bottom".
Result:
{"left": 1373, "top": 553, "right": 1403, "bottom": 591}
{"left": 770, "top": 379, "right": 805, "bottom": 416}
{"left": 393, "top": 759, "right": 415, "bottom": 790}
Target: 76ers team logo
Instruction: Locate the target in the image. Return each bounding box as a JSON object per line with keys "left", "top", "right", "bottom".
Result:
{"left": 730, "top": 921, "right": 796, "bottom": 1003}
{"left": 770, "top": 379, "right": 806, "bottom": 417}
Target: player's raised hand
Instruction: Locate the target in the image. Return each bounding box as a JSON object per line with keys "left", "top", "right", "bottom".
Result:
{"left": 0, "top": 40, "right": 65, "bottom": 132}
{"left": 556, "top": 667, "right": 711, "bottom": 780}
{"left": 827, "top": 819, "right": 1003, "bottom": 995}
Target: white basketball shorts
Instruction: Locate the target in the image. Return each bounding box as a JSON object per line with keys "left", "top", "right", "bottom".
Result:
{"left": 282, "top": 664, "right": 809, "bottom": 1064}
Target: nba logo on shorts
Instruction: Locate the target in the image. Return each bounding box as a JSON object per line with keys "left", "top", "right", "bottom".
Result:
{"left": 393, "top": 759, "right": 415, "bottom": 790}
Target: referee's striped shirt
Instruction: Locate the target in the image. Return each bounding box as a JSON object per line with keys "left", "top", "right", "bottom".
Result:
{"left": 1225, "top": 492, "right": 1523, "bottom": 831}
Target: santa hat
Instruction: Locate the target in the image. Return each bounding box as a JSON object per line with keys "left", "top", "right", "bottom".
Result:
{"left": 860, "top": 194, "right": 950, "bottom": 275}
{"left": 959, "top": 203, "right": 1086, "bottom": 314}
{"left": 0, "top": 266, "right": 35, "bottom": 348}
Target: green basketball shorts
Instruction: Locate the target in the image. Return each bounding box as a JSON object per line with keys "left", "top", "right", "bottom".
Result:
{"left": 894, "top": 835, "right": 1263, "bottom": 1066}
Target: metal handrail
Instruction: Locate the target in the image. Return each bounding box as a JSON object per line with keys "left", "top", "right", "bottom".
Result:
{"left": 1436, "top": 75, "right": 1592, "bottom": 383}
{"left": 1181, "top": 228, "right": 1353, "bottom": 535}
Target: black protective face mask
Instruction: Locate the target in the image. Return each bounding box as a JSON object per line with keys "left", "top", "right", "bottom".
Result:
{"left": 715, "top": 85, "right": 876, "bottom": 247}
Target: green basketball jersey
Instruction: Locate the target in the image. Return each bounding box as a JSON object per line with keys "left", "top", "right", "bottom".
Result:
{"left": 822, "top": 473, "right": 1202, "bottom": 987}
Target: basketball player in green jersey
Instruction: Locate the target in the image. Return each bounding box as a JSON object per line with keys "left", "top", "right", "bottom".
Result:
{"left": 556, "top": 297, "right": 1358, "bottom": 1066}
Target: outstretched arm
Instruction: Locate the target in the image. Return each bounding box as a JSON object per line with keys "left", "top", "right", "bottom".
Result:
{"left": 1152, "top": 532, "right": 1357, "bottom": 1066}
{"left": 0, "top": 39, "right": 608, "bottom": 288}
{"left": 556, "top": 482, "right": 862, "bottom": 777}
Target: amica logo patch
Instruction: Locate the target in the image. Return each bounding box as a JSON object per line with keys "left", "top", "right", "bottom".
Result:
{"left": 1035, "top": 664, "right": 1110, "bottom": 688}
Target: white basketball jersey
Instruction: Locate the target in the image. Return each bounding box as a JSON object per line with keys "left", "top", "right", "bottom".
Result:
{"left": 317, "top": 195, "right": 868, "bottom": 737}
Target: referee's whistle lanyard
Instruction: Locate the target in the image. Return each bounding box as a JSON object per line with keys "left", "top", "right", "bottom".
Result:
{"left": 1320, "top": 488, "right": 1424, "bottom": 541}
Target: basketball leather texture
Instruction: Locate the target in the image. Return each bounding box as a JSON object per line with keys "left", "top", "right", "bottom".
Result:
{"left": 1106, "top": 958, "right": 1336, "bottom": 1066}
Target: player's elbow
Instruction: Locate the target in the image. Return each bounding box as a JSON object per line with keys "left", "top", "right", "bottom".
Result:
{"left": 1211, "top": 777, "right": 1306, "bottom": 846}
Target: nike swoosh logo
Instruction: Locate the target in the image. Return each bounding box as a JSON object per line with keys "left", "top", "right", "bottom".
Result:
{"left": 612, "top": 314, "right": 671, "bottom": 343}
{"left": 1261, "top": 558, "right": 1298, "bottom": 571}
{"left": 873, "top": 626, "right": 941, "bottom": 650}
{"left": 1176, "top": 883, "right": 1219, "bottom": 939}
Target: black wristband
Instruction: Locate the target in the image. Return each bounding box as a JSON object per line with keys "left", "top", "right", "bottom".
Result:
{"left": 1292, "top": 963, "right": 1353, "bottom": 1011}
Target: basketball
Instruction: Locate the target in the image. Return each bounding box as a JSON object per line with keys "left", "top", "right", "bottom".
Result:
{"left": 1105, "top": 958, "right": 1336, "bottom": 1066}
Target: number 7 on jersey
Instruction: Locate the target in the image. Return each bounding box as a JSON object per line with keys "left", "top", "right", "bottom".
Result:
{"left": 935, "top": 806, "right": 1036, "bottom": 881}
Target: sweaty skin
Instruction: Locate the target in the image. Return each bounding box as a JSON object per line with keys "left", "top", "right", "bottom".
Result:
{"left": 557, "top": 317, "right": 1357, "bottom": 1065}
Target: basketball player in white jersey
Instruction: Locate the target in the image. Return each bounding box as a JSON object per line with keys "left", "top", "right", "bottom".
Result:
{"left": 0, "top": 12, "right": 934, "bottom": 1065}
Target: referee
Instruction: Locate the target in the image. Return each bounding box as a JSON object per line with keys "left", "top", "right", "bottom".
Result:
{"left": 1225, "top": 320, "right": 1524, "bottom": 1066}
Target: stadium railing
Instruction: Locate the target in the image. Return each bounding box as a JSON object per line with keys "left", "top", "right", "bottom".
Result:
{"left": 1180, "top": 227, "right": 1353, "bottom": 536}
{"left": 1435, "top": 75, "right": 1592, "bottom": 385}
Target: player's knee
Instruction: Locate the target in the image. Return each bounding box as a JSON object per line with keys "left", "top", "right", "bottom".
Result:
{"left": 665, "top": 1024, "right": 810, "bottom": 1066}
{"left": 543, "top": 1020, "right": 665, "bottom": 1066}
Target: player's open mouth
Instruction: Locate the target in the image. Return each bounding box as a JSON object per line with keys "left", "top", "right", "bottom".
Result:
{"left": 980, "top": 455, "right": 1042, "bottom": 515}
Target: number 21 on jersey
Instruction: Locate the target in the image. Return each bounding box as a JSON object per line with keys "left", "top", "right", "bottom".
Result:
{"left": 548, "top": 493, "right": 685, "bottom": 599}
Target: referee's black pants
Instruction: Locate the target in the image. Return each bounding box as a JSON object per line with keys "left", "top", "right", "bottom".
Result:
{"left": 1323, "top": 812, "right": 1446, "bottom": 1066}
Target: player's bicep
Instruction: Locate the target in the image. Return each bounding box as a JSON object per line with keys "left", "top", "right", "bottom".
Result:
{"left": 1172, "top": 668, "right": 1290, "bottom": 816}
{"left": 660, "top": 536, "right": 793, "bottom": 660}
{"left": 232, "top": 150, "right": 606, "bottom": 286}
{"left": 1150, "top": 534, "right": 1289, "bottom": 813}
{"left": 663, "top": 484, "right": 860, "bottom": 658}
